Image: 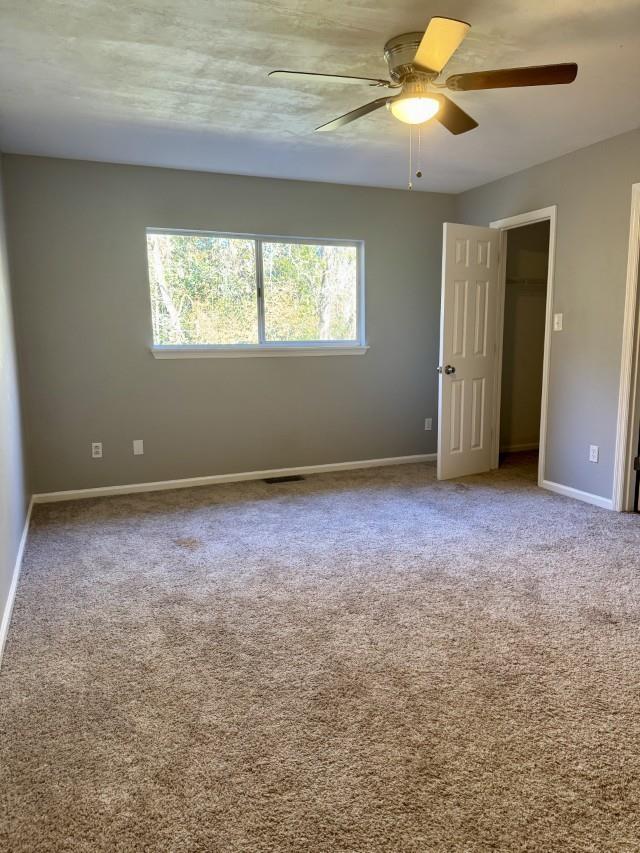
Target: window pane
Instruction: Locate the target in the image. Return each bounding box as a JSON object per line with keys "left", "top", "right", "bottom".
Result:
{"left": 262, "top": 242, "right": 358, "bottom": 342}
{"left": 147, "top": 233, "right": 258, "bottom": 345}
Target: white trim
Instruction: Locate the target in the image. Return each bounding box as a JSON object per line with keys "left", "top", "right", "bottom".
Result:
{"left": 33, "top": 454, "right": 437, "bottom": 503}
{"left": 146, "top": 227, "right": 362, "bottom": 247}
{"left": 490, "top": 206, "right": 557, "bottom": 491}
{"left": 490, "top": 208, "right": 556, "bottom": 231}
{"left": 541, "top": 479, "right": 613, "bottom": 511}
{"left": 612, "top": 184, "right": 640, "bottom": 512}
{"left": 499, "top": 442, "right": 539, "bottom": 453}
{"left": 151, "top": 344, "right": 369, "bottom": 359}
{"left": 0, "top": 497, "right": 34, "bottom": 669}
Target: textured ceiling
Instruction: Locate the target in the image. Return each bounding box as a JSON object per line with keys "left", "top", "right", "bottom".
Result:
{"left": 0, "top": 0, "right": 639, "bottom": 192}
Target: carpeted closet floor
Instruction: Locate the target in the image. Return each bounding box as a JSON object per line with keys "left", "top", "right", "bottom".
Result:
{"left": 1, "top": 453, "right": 640, "bottom": 852}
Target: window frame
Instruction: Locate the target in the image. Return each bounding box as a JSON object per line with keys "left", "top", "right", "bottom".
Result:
{"left": 146, "top": 227, "right": 367, "bottom": 358}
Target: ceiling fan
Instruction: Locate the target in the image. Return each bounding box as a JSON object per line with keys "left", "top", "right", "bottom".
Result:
{"left": 269, "top": 17, "right": 578, "bottom": 135}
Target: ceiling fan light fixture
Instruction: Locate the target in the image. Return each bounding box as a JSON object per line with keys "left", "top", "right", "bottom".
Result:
{"left": 389, "top": 75, "right": 441, "bottom": 125}
{"left": 271, "top": 17, "right": 577, "bottom": 138}
{"left": 390, "top": 94, "right": 441, "bottom": 124}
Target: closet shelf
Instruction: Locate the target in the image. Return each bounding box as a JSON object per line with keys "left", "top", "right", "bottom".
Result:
{"left": 506, "top": 277, "right": 547, "bottom": 286}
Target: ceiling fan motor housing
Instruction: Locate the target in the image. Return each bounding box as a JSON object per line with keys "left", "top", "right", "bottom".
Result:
{"left": 384, "top": 32, "right": 437, "bottom": 82}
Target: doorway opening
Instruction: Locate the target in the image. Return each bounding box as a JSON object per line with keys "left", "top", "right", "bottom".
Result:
{"left": 498, "top": 222, "right": 550, "bottom": 472}
{"left": 436, "top": 210, "right": 556, "bottom": 484}
{"left": 490, "top": 207, "right": 557, "bottom": 488}
{"left": 612, "top": 183, "right": 640, "bottom": 512}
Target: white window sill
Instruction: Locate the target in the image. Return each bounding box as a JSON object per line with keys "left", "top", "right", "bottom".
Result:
{"left": 151, "top": 345, "right": 369, "bottom": 359}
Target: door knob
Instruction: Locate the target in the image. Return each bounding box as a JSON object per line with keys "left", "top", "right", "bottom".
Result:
{"left": 437, "top": 364, "right": 456, "bottom": 375}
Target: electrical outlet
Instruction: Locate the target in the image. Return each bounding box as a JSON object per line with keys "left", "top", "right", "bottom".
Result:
{"left": 133, "top": 439, "right": 144, "bottom": 456}
{"left": 91, "top": 442, "right": 103, "bottom": 459}
{"left": 424, "top": 418, "right": 432, "bottom": 431}
{"left": 589, "top": 444, "right": 599, "bottom": 463}
{"left": 553, "top": 313, "right": 563, "bottom": 331}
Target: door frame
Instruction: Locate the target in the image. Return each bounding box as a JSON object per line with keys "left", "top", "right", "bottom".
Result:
{"left": 612, "top": 183, "right": 640, "bottom": 512}
{"left": 489, "top": 206, "right": 557, "bottom": 488}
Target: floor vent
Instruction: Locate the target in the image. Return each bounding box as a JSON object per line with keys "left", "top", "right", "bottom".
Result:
{"left": 263, "top": 475, "right": 305, "bottom": 484}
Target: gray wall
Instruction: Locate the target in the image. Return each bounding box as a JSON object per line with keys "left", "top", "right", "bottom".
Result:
{"left": 457, "top": 127, "right": 640, "bottom": 500}
{"left": 500, "top": 222, "right": 549, "bottom": 451}
{"left": 3, "top": 155, "right": 455, "bottom": 493}
{"left": 0, "top": 155, "right": 28, "bottom": 645}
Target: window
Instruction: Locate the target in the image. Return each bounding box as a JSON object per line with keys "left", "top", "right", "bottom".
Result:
{"left": 146, "top": 229, "right": 365, "bottom": 357}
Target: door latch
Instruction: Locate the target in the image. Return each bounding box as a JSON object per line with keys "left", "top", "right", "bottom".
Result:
{"left": 437, "top": 365, "right": 456, "bottom": 375}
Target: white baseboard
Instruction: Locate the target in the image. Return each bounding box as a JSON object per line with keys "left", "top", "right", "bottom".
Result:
{"left": 541, "top": 479, "right": 613, "bottom": 511}
{"left": 0, "top": 497, "right": 34, "bottom": 668}
{"left": 33, "top": 453, "right": 437, "bottom": 504}
{"left": 500, "top": 442, "right": 539, "bottom": 453}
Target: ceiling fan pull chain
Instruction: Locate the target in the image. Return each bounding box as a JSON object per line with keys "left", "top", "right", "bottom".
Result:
{"left": 416, "top": 126, "right": 423, "bottom": 180}
{"left": 408, "top": 125, "right": 413, "bottom": 191}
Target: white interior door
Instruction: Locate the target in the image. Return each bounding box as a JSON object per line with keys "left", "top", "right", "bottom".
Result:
{"left": 437, "top": 223, "right": 500, "bottom": 480}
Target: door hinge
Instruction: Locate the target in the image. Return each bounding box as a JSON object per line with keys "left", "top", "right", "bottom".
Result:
{"left": 634, "top": 456, "right": 640, "bottom": 472}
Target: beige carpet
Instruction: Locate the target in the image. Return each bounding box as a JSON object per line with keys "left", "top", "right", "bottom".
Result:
{"left": 1, "top": 453, "right": 640, "bottom": 852}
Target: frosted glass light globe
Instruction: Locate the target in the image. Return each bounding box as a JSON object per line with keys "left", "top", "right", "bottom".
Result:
{"left": 390, "top": 95, "right": 441, "bottom": 125}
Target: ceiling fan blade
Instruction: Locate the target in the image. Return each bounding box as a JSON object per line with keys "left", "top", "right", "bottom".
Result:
{"left": 269, "top": 70, "right": 392, "bottom": 88}
{"left": 315, "top": 97, "right": 391, "bottom": 132}
{"left": 436, "top": 96, "right": 478, "bottom": 135}
{"left": 446, "top": 63, "right": 578, "bottom": 91}
{"left": 414, "top": 17, "right": 470, "bottom": 73}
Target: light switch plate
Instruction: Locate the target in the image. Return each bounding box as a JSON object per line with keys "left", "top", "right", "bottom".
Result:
{"left": 553, "top": 313, "right": 563, "bottom": 331}
{"left": 589, "top": 444, "right": 599, "bottom": 463}
{"left": 133, "top": 439, "right": 144, "bottom": 456}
